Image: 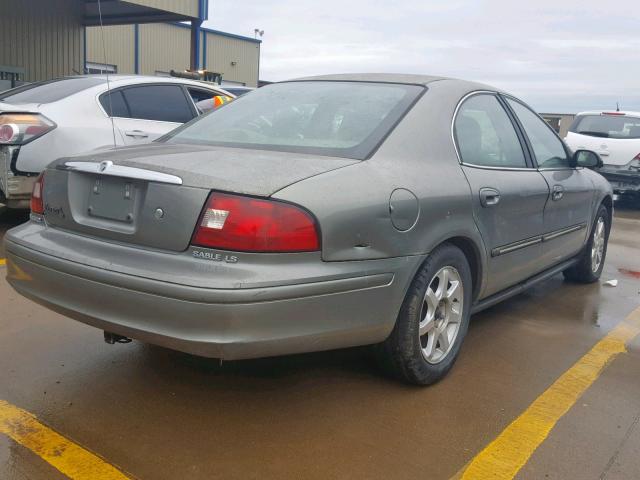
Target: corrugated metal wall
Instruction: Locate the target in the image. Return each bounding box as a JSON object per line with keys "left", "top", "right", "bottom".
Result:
{"left": 127, "top": 0, "right": 199, "bottom": 19}
{"left": 204, "top": 32, "right": 260, "bottom": 87}
{"left": 86, "top": 23, "right": 260, "bottom": 87}
{"left": 139, "top": 23, "right": 191, "bottom": 75}
{"left": 0, "top": 0, "right": 84, "bottom": 82}
{"left": 86, "top": 25, "right": 135, "bottom": 74}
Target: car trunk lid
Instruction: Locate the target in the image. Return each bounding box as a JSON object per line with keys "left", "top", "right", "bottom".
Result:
{"left": 42, "top": 143, "right": 357, "bottom": 252}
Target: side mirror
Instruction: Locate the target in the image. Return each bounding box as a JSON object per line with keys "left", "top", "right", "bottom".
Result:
{"left": 572, "top": 149, "right": 603, "bottom": 169}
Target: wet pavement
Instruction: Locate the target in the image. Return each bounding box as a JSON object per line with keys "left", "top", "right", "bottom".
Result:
{"left": 1, "top": 205, "right": 639, "bottom": 480}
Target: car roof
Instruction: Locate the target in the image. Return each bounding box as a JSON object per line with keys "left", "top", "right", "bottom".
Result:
{"left": 576, "top": 110, "right": 640, "bottom": 117}
{"left": 284, "top": 73, "right": 499, "bottom": 92}
{"left": 78, "top": 74, "right": 222, "bottom": 86}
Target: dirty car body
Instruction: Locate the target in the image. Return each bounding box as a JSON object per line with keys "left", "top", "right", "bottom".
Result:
{"left": 4, "top": 74, "right": 613, "bottom": 384}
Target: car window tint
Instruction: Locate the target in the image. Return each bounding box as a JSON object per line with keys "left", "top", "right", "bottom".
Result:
{"left": 122, "top": 85, "right": 194, "bottom": 123}
{"left": 100, "top": 90, "right": 130, "bottom": 118}
{"left": 454, "top": 94, "right": 526, "bottom": 168}
{"left": 506, "top": 98, "right": 570, "bottom": 168}
{"left": 569, "top": 114, "right": 640, "bottom": 139}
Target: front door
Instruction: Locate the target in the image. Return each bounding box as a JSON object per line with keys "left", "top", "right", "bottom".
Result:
{"left": 504, "top": 98, "right": 594, "bottom": 266}
{"left": 454, "top": 93, "right": 550, "bottom": 297}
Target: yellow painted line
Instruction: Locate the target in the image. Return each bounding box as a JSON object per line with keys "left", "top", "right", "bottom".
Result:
{"left": 455, "top": 305, "right": 640, "bottom": 480}
{"left": 0, "top": 258, "right": 6, "bottom": 266}
{"left": 0, "top": 400, "right": 131, "bottom": 480}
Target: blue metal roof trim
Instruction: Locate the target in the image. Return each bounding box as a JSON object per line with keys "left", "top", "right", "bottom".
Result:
{"left": 202, "top": 0, "right": 209, "bottom": 21}
{"left": 169, "top": 21, "right": 262, "bottom": 44}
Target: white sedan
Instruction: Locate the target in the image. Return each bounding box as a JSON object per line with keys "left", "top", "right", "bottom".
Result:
{"left": 0, "top": 75, "right": 232, "bottom": 209}
{"left": 565, "top": 110, "right": 640, "bottom": 199}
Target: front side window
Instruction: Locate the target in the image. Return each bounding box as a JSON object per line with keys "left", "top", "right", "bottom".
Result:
{"left": 454, "top": 94, "right": 527, "bottom": 168}
{"left": 569, "top": 114, "right": 640, "bottom": 139}
{"left": 120, "top": 85, "right": 194, "bottom": 123}
{"left": 162, "top": 81, "right": 424, "bottom": 160}
{"left": 506, "top": 98, "right": 570, "bottom": 168}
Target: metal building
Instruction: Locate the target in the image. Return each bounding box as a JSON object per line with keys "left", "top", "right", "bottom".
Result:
{"left": 86, "top": 22, "right": 261, "bottom": 87}
{"left": 540, "top": 113, "right": 576, "bottom": 139}
{"left": 0, "top": 0, "right": 259, "bottom": 90}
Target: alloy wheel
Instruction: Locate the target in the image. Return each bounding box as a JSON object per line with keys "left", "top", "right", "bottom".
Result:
{"left": 591, "top": 216, "right": 605, "bottom": 273}
{"left": 418, "top": 266, "right": 464, "bottom": 364}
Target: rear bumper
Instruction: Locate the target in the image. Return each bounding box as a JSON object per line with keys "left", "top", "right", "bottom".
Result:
{"left": 5, "top": 223, "right": 422, "bottom": 360}
{"left": 599, "top": 168, "right": 640, "bottom": 194}
{"left": 0, "top": 146, "right": 34, "bottom": 209}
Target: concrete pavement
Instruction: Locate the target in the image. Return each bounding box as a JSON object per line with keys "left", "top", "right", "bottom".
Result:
{"left": 1, "top": 206, "right": 639, "bottom": 480}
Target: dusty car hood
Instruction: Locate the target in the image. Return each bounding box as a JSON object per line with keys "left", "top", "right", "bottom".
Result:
{"left": 51, "top": 143, "right": 359, "bottom": 196}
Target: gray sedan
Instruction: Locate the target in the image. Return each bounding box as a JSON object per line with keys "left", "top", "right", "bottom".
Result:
{"left": 4, "top": 74, "right": 612, "bottom": 385}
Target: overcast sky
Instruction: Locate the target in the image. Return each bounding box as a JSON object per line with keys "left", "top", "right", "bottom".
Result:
{"left": 204, "top": 0, "right": 637, "bottom": 113}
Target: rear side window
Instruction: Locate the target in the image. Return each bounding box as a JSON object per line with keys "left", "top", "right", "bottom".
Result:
{"left": 0, "top": 77, "right": 107, "bottom": 104}
{"left": 506, "top": 98, "right": 570, "bottom": 169}
{"left": 120, "top": 85, "right": 194, "bottom": 123}
{"left": 454, "top": 94, "right": 527, "bottom": 168}
{"left": 570, "top": 114, "right": 640, "bottom": 139}
{"left": 100, "top": 90, "right": 130, "bottom": 118}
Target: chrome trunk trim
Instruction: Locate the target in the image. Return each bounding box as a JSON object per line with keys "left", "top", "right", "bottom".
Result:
{"left": 61, "top": 161, "right": 183, "bottom": 185}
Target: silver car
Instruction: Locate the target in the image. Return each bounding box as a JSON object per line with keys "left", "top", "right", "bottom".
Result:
{"left": 4, "top": 74, "right": 612, "bottom": 385}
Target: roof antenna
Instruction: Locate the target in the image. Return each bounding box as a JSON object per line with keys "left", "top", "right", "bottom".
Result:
{"left": 97, "top": 0, "right": 117, "bottom": 148}
{"left": 616, "top": 102, "right": 620, "bottom": 112}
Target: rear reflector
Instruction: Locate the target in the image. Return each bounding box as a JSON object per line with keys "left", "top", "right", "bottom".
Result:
{"left": 192, "top": 192, "right": 320, "bottom": 252}
{"left": 31, "top": 172, "right": 45, "bottom": 215}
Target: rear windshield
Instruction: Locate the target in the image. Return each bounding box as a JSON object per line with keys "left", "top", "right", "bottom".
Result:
{"left": 162, "top": 81, "right": 424, "bottom": 159}
{"left": 0, "top": 77, "right": 107, "bottom": 104}
{"left": 569, "top": 114, "right": 640, "bottom": 139}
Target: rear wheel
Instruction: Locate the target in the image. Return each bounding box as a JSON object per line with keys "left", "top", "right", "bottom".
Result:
{"left": 376, "top": 243, "right": 472, "bottom": 385}
{"left": 563, "top": 204, "right": 610, "bottom": 283}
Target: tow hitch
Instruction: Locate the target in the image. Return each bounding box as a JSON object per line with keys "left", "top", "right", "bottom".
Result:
{"left": 103, "top": 331, "right": 132, "bottom": 344}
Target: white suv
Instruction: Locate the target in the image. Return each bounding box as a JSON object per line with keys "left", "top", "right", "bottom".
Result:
{"left": 565, "top": 111, "right": 640, "bottom": 199}
{"left": 0, "top": 75, "right": 232, "bottom": 209}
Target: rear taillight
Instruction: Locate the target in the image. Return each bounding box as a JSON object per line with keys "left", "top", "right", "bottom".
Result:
{"left": 0, "top": 113, "right": 55, "bottom": 145}
{"left": 192, "top": 192, "right": 320, "bottom": 252}
{"left": 30, "top": 173, "right": 45, "bottom": 215}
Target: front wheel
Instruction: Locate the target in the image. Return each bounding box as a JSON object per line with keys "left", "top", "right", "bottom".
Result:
{"left": 563, "top": 204, "right": 610, "bottom": 283}
{"left": 376, "top": 243, "right": 472, "bottom": 385}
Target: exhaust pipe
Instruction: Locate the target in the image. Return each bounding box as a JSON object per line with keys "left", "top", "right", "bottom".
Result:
{"left": 103, "top": 331, "right": 132, "bottom": 344}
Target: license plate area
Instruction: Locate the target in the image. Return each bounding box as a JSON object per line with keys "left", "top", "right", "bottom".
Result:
{"left": 87, "top": 176, "right": 138, "bottom": 223}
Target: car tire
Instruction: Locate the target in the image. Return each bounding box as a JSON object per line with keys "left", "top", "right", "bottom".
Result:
{"left": 376, "top": 243, "right": 472, "bottom": 385}
{"left": 563, "top": 204, "right": 610, "bottom": 284}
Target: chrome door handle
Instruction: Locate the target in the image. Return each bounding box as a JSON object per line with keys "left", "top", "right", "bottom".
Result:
{"left": 597, "top": 151, "right": 610, "bottom": 157}
{"left": 124, "top": 130, "right": 149, "bottom": 138}
{"left": 552, "top": 185, "right": 564, "bottom": 201}
{"left": 479, "top": 187, "right": 501, "bottom": 207}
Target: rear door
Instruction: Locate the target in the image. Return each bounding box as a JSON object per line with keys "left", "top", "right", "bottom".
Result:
{"left": 101, "top": 84, "right": 197, "bottom": 145}
{"left": 455, "top": 93, "right": 550, "bottom": 297}
{"left": 504, "top": 97, "right": 594, "bottom": 266}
